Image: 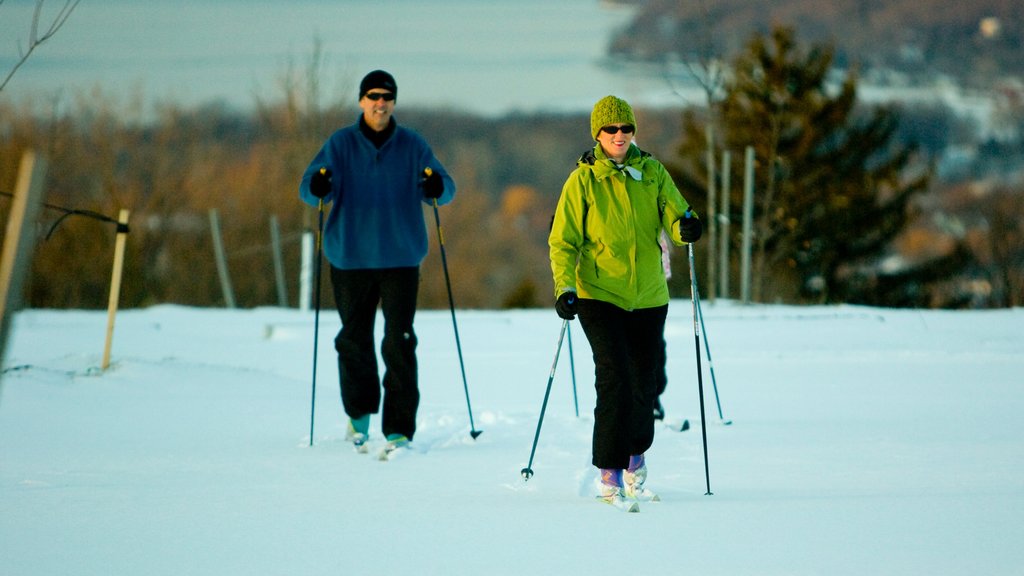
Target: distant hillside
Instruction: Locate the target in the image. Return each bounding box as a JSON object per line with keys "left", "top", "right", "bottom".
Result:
{"left": 607, "top": 0, "right": 1023, "bottom": 87}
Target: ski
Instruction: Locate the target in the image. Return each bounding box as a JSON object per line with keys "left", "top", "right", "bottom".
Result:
{"left": 664, "top": 418, "right": 732, "bottom": 431}
{"left": 664, "top": 418, "right": 690, "bottom": 432}
{"left": 377, "top": 436, "right": 410, "bottom": 461}
{"left": 629, "top": 487, "right": 661, "bottom": 502}
{"left": 597, "top": 494, "right": 640, "bottom": 513}
{"left": 345, "top": 429, "right": 370, "bottom": 453}
{"left": 353, "top": 435, "right": 369, "bottom": 454}
{"left": 596, "top": 482, "right": 641, "bottom": 512}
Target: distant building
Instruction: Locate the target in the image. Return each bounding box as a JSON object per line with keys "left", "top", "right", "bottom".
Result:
{"left": 979, "top": 17, "right": 1001, "bottom": 39}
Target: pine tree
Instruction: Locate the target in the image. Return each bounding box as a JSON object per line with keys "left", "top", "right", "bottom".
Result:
{"left": 673, "top": 26, "right": 931, "bottom": 303}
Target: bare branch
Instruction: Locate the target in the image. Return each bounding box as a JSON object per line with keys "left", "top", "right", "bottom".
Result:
{"left": 1, "top": 0, "right": 81, "bottom": 92}
{"left": 661, "top": 0, "right": 725, "bottom": 107}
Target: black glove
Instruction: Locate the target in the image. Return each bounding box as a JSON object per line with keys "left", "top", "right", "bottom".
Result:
{"left": 555, "top": 292, "right": 578, "bottom": 320}
{"left": 679, "top": 214, "right": 702, "bottom": 243}
{"left": 310, "top": 168, "right": 332, "bottom": 199}
{"left": 422, "top": 169, "right": 444, "bottom": 199}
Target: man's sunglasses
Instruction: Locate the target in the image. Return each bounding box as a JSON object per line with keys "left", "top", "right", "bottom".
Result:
{"left": 365, "top": 92, "right": 396, "bottom": 101}
{"left": 600, "top": 125, "right": 635, "bottom": 135}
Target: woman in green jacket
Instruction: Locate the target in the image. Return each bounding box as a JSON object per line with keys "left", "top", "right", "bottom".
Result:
{"left": 548, "top": 95, "right": 702, "bottom": 509}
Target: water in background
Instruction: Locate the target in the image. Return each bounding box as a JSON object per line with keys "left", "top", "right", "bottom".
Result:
{"left": 1, "top": 0, "right": 702, "bottom": 116}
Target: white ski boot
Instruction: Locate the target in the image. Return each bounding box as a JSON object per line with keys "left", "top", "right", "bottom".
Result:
{"left": 596, "top": 469, "right": 639, "bottom": 512}
{"left": 624, "top": 458, "right": 660, "bottom": 502}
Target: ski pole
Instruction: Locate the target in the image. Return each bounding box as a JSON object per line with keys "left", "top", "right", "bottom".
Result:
{"left": 567, "top": 321, "right": 579, "bottom": 418}
{"left": 685, "top": 212, "right": 713, "bottom": 495}
{"left": 308, "top": 182, "right": 326, "bottom": 447}
{"left": 426, "top": 168, "right": 482, "bottom": 440}
{"left": 521, "top": 318, "right": 569, "bottom": 481}
{"left": 695, "top": 287, "right": 731, "bottom": 425}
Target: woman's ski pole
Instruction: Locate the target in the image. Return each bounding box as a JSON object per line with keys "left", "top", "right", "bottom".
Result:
{"left": 567, "top": 322, "right": 579, "bottom": 418}
{"left": 521, "top": 318, "right": 570, "bottom": 481}
{"left": 427, "top": 168, "right": 482, "bottom": 440}
{"left": 695, "top": 288, "right": 731, "bottom": 425}
{"left": 685, "top": 212, "right": 713, "bottom": 495}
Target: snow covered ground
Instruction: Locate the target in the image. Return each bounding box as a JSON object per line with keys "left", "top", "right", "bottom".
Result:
{"left": 2, "top": 302, "right": 1022, "bottom": 575}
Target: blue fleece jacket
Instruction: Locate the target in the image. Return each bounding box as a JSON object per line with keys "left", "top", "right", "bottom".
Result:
{"left": 299, "top": 117, "right": 455, "bottom": 270}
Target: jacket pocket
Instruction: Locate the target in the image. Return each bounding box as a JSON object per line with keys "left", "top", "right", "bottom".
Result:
{"left": 591, "top": 240, "right": 629, "bottom": 283}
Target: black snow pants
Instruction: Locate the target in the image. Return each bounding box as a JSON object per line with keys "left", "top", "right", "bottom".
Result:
{"left": 330, "top": 266, "right": 420, "bottom": 440}
{"left": 577, "top": 299, "right": 668, "bottom": 470}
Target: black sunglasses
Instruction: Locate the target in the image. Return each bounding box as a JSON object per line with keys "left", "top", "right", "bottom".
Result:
{"left": 364, "top": 92, "right": 396, "bottom": 101}
{"left": 600, "top": 125, "right": 635, "bottom": 135}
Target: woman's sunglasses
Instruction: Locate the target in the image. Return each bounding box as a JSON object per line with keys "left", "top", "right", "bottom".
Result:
{"left": 600, "top": 125, "right": 635, "bottom": 135}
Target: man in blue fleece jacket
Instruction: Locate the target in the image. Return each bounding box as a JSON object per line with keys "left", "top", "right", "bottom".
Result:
{"left": 299, "top": 70, "right": 455, "bottom": 450}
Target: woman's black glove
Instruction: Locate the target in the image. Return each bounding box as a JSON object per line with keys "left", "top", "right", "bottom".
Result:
{"left": 555, "top": 292, "right": 578, "bottom": 320}
{"left": 679, "top": 215, "right": 702, "bottom": 243}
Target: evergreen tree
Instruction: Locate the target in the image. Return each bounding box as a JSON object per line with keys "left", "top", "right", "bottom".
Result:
{"left": 673, "top": 26, "right": 931, "bottom": 303}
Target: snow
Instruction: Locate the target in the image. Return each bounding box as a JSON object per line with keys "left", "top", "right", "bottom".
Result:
{"left": 2, "top": 302, "right": 1022, "bottom": 575}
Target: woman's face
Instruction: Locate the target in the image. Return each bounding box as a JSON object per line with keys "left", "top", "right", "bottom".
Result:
{"left": 596, "top": 123, "right": 635, "bottom": 163}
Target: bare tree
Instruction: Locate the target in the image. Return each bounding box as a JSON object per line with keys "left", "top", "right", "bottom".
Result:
{"left": 662, "top": 0, "right": 725, "bottom": 300}
{"left": 1, "top": 0, "right": 81, "bottom": 92}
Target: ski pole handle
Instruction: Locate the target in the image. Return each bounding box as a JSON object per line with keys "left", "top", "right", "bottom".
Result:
{"left": 426, "top": 167, "right": 445, "bottom": 241}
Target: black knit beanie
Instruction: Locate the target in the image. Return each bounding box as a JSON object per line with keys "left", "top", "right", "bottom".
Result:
{"left": 359, "top": 70, "right": 397, "bottom": 100}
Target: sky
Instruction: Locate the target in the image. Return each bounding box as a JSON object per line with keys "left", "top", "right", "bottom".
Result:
{"left": 2, "top": 301, "right": 1022, "bottom": 575}
{"left": 1, "top": 0, "right": 702, "bottom": 117}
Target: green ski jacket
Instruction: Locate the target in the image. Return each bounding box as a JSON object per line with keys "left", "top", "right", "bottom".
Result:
{"left": 549, "top": 143, "right": 695, "bottom": 311}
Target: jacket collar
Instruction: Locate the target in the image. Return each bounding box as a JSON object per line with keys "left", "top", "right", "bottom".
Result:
{"left": 358, "top": 115, "right": 397, "bottom": 149}
{"left": 578, "top": 143, "right": 648, "bottom": 180}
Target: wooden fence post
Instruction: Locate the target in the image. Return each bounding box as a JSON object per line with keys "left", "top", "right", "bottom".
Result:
{"left": 208, "top": 208, "right": 236, "bottom": 308}
{"left": 740, "top": 146, "right": 755, "bottom": 304}
{"left": 719, "top": 150, "right": 731, "bottom": 299}
{"left": 270, "top": 215, "right": 288, "bottom": 307}
{"left": 101, "top": 209, "right": 130, "bottom": 370}
{"left": 299, "top": 230, "right": 313, "bottom": 312}
{"left": 0, "top": 151, "right": 47, "bottom": 373}
{"left": 705, "top": 125, "right": 717, "bottom": 303}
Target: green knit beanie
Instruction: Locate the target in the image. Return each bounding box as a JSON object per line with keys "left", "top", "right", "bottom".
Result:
{"left": 590, "top": 95, "right": 636, "bottom": 140}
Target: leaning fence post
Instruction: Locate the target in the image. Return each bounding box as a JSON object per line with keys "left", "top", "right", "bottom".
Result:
{"left": 208, "top": 208, "right": 236, "bottom": 308}
{"left": 101, "top": 209, "right": 130, "bottom": 370}
{"left": 0, "top": 151, "right": 47, "bottom": 373}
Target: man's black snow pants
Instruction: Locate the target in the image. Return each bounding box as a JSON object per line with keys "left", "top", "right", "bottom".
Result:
{"left": 330, "top": 266, "right": 420, "bottom": 440}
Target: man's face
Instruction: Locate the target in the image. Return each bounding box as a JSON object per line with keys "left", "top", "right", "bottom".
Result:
{"left": 360, "top": 89, "right": 395, "bottom": 132}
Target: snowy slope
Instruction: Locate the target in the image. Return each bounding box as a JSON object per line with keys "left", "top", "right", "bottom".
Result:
{"left": 2, "top": 303, "right": 1022, "bottom": 575}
